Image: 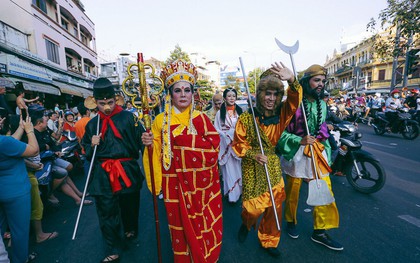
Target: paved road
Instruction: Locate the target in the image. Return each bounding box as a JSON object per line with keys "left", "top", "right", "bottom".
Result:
{"left": 30, "top": 123, "right": 420, "bottom": 263}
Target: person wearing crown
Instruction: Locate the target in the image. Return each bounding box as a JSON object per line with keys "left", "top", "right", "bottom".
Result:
{"left": 277, "top": 64, "right": 343, "bottom": 251}
{"left": 232, "top": 62, "right": 302, "bottom": 258}
{"left": 82, "top": 78, "right": 146, "bottom": 263}
{"left": 142, "top": 60, "right": 223, "bottom": 262}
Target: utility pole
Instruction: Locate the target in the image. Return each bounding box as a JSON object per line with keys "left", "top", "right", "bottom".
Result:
{"left": 390, "top": 21, "right": 401, "bottom": 91}
{"left": 353, "top": 66, "right": 361, "bottom": 97}
{"left": 403, "top": 35, "right": 413, "bottom": 88}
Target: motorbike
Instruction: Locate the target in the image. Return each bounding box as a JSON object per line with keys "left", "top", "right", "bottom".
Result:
{"left": 60, "top": 130, "right": 82, "bottom": 168}
{"left": 331, "top": 121, "right": 386, "bottom": 194}
{"left": 371, "top": 108, "right": 419, "bottom": 140}
{"left": 35, "top": 150, "right": 55, "bottom": 185}
{"left": 410, "top": 109, "right": 420, "bottom": 124}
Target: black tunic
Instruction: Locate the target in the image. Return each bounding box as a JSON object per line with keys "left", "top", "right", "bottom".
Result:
{"left": 82, "top": 110, "right": 145, "bottom": 195}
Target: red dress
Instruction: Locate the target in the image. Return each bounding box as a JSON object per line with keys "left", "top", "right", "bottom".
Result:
{"left": 145, "top": 109, "right": 223, "bottom": 263}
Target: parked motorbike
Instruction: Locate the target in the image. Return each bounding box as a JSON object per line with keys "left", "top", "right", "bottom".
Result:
{"left": 60, "top": 131, "right": 79, "bottom": 157}
{"left": 35, "top": 150, "right": 55, "bottom": 185}
{"left": 372, "top": 108, "right": 419, "bottom": 140}
{"left": 331, "top": 121, "right": 386, "bottom": 194}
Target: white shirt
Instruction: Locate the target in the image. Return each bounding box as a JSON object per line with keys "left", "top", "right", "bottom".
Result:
{"left": 47, "top": 119, "right": 58, "bottom": 132}
{"left": 385, "top": 97, "right": 402, "bottom": 112}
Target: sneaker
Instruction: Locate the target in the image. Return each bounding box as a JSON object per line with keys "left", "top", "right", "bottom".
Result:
{"left": 237, "top": 224, "right": 248, "bottom": 243}
{"left": 264, "top": 247, "right": 281, "bottom": 258}
{"left": 286, "top": 222, "right": 299, "bottom": 239}
{"left": 311, "top": 232, "right": 344, "bottom": 251}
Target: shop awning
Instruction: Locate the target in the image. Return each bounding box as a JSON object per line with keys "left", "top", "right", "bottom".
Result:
{"left": 52, "top": 81, "right": 83, "bottom": 97}
{"left": 78, "top": 88, "right": 93, "bottom": 98}
{"left": 8, "top": 77, "right": 61, "bottom": 95}
{"left": 0, "top": 77, "right": 14, "bottom": 88}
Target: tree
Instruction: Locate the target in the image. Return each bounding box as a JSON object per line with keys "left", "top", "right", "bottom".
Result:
{"left": 222, "top": 75, "right": 241, "bottom": 92}
{"left": 367, "top": 0, "right": 420, "bottom": 60}
{"left": 165, "top": 44, "right": 191, "bottom": 66}
{"left": 195, "top": 79, "right": 214, "bottom": 102}
{"left": 246, "top": 67, "right": 265, "bottom": 94}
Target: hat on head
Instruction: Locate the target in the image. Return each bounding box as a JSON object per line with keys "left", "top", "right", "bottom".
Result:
{"left": 260, "top": 68, "right": 276, "bottom": 79}
{"left": 390, "top": 88, "right": 399, "bottom": 95}
{"left": 93, "top": 78, "right": 116, "bottom": 100}
{"left": 302, "top": 64, "right": 327, "bottom": 79}
{"left": 160, "top": 60, "right": 197, "bottom": 88}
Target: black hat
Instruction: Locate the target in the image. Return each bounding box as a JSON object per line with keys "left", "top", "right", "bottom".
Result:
{"left": 93, "top": 78, "right": 116, "bottom": 100}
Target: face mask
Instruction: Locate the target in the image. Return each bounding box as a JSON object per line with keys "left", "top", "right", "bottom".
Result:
{"left": 393, "top": 94, "right": 399, "bottom": 98}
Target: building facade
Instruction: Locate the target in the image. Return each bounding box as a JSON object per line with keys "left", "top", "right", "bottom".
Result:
{"left": 0, "top": 0, "right": 97, "bottom": 110}
{"left": 324, "top": 29, "right": 419, "bottom": 96}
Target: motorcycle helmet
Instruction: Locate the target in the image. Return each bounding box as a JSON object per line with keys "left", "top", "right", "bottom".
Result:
{"left": 411, "top": 88, "right": 419, "bottom": 94}
{"left": 64, "top": 111, "right": 75, "bottom": 121}
{"left": 390, "top": 89, "right": 399, "bottom": 95}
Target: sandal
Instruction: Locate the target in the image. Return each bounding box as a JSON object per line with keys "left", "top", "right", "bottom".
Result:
{"left": 125, "top": 231, "right": 137, "bottom": 240}
{"left": 3, "top": 232, "right": 10, "bottom": 239}
{"left": 76, "top": 199, "right": 94, "bottom": 206}
{"left": 100, "top": 255, "right": 120, "bottom": 263}
{"left": 48, "top": 195, "right": 60, "bottom": 205}
{"left": 27, "top": 252, "right": 37, "bottom": 262}
{"left": 36, "top": 231, "right": 58, "bottom": 243}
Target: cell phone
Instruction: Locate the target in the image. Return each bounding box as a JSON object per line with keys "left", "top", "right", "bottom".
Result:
{"left": 21, "top": 109, "right": 28, "bottom": 120}
{"left": 59, "top": 111, "right": 63, "bottom": 118}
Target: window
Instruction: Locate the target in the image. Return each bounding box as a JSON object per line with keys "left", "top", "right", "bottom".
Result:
{"left": 33, "top": 0, "right": 47, "bottom": 13}
{"left": 378, "top": 69, "right": 386, "bottom": 81}
{"left": 61, "top": 18, "right": 68, "bottom": 30}
{"left": 45, "top": 39, "right": 60, "bottom": 64}
{"left": 84, "top": 65, "right": 91, "bottom": 73}
{"left": 81, "top": 33, "right": 88, "bottom": 46}
{"left": 66, "top": 56, "right": 72, "bottom": 68}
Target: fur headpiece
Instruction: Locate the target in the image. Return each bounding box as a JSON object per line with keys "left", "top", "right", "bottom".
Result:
{"left": 256, "top": 69, "right": 284, "bottom": 116}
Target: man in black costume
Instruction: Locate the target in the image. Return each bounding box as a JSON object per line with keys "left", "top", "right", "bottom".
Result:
{"left": 82, "top": 77, "right": 145, "bottom": 263}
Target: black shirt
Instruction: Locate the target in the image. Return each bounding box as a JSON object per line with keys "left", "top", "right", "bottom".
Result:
{"left": 34, "top": 128, "right": 60, "bottom": 152}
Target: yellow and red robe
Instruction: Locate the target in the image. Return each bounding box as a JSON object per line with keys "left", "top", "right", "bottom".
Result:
{"left": 144, "top": 104, "right": 223, "bottom": 263}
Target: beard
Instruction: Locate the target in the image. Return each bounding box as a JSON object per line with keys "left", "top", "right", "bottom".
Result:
{"left": 304, "top": 85, "right": 323, "bottom": 99}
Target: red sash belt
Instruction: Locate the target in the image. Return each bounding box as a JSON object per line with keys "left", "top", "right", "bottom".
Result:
{"left": 101, "top": 158, "right": 132, "bottom": 193}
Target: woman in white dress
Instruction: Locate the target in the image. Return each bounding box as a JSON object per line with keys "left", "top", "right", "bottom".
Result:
{"left": 214, "top": 88, "right": 243, "bottom": 203}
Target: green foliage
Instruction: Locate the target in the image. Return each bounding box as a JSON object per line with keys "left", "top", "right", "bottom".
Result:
{"left": 367, "top": 0, "right": 420, "bottom": 60}
{"left": 195, "top": 79, "right": 214, "bottom": 102}
{"left": 246, "top": 67, "right": 264, "bottom": 93}
{"left": 407, "top": 48, "right": 420, "bottom": 74}
{"left": 165, "top": 44, "right": 191, "bottom": 66}
{"left": 222, "top": 75, "right": 241, "bottom": 91}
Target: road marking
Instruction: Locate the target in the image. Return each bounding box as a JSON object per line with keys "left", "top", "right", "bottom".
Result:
{"left": 398, "top": 215, "right": 420, "bottom": 228}
{"left": 362, "top": 141, "right": 396, "bottom": 149}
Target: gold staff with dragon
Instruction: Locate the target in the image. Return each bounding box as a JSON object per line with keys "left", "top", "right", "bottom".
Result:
{"left": 122, "top": 53, "right": 164, "bottom": 263}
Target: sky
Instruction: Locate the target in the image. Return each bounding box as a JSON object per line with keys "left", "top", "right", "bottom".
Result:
{"left": 83, "top": 0, "right": 389, "bottom": 72}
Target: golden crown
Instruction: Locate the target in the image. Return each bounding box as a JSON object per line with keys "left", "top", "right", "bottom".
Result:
{"left": 160, "top": 59, "right": 197, "bottom": 88}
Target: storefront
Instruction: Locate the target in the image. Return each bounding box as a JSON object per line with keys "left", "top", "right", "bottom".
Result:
{"left": 0, "top": 53, "right": 93, "bottom": 111}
